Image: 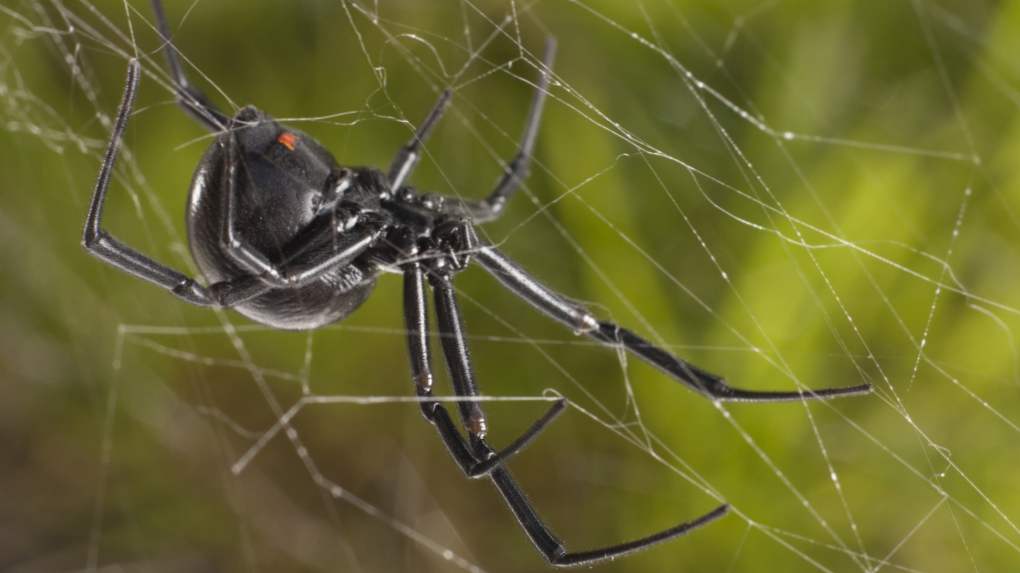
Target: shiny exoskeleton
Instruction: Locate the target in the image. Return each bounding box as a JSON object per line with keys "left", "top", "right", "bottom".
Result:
{"left": 81, "top": 1, "right": 871, "bottom": 567}
{"left": 186, "top": 106, "right": 387, "bottom": 329}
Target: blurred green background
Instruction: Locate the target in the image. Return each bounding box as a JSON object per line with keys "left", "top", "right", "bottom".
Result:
{"left": 3, "top": 0, "right": 1020, "bottom": 571}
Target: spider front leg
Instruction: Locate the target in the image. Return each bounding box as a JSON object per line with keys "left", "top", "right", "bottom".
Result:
{"left": 421, "top": 226, "right": 727, "bottom": 567}
{"left": 401, "top": 237, "right": 565, "bottom": 478}
{"left": 473, "top": 246, "right": 872, "bottom": 401}
{"left": 489, "top": 466, "right": 729, "bottom": 568}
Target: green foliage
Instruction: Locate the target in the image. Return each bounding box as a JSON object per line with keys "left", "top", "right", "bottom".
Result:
{"left": 2, "top": 1, "right": 1018, "bottom": 571}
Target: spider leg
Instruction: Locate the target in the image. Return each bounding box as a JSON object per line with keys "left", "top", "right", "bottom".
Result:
{"left": 217, "top": 132, "right": 387, "bottom": 289}
{"left": 151, "top": 0, "right": 228, "bottom": 131}
{"left": 82, "top": 61, "right": 377, "bottom": 308}
{"left": 450, "top": 38, "right": 556, "bottom": 224}
{"left": 491, "top": 467, "right": 729, "bottom": 567}
{"left": 402, "top": 255, "right": 566, "bottom": 477}
{"left": 428, "top": 263, "right": 727, "bottom": 566}
{"left": 429, "top": 272, "right": 489, "bottom": 438}
{"left": 81, "top": 60, "right": 259, "bottom": 307}
{"left": 473, "top": 246, "right": 872, "bottom": 402}
{"left": 389, "top": 37, "right": 555, "bottom": 212}
{"left": 388, "top": 90, "right": 453, "bottom": 190}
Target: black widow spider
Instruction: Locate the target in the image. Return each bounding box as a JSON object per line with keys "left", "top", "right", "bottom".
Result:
{"left": 82, "top": 1, "right": 871, "bottom": 567}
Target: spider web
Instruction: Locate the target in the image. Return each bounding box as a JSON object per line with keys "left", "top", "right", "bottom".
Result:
{"left": 2, "top": 0, "right": 1019, "bottom": 571}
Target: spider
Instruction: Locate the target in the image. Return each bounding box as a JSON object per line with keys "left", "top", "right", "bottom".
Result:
{"left": 82, "top": 1, "right": 870, "bottom": 567}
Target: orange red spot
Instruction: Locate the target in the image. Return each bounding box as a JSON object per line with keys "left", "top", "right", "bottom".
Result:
{"left": 277, "top": 132, "right": 298, "bottom": 151}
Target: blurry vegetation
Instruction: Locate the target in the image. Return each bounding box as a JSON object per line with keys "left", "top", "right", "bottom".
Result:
{"left": 2, "top": 0, "right": 1020, "bottom": 572}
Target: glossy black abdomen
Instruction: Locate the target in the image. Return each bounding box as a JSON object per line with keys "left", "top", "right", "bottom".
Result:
{"left": 186, "top": 139, "right": 375, "bottom": 330}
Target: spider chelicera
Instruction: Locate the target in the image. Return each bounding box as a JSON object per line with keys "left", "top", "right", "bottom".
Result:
{"left": 82, "top": 1, "right": 870, "bottom": 567}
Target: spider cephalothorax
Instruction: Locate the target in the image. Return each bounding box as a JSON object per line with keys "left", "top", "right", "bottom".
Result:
{"left": 81, "top": 1, "right": 870, "bottom": 567}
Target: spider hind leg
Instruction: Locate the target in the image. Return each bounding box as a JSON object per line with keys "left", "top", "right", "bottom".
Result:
{"left": 151, "top": 0, "right": 229, "bottom": 131}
